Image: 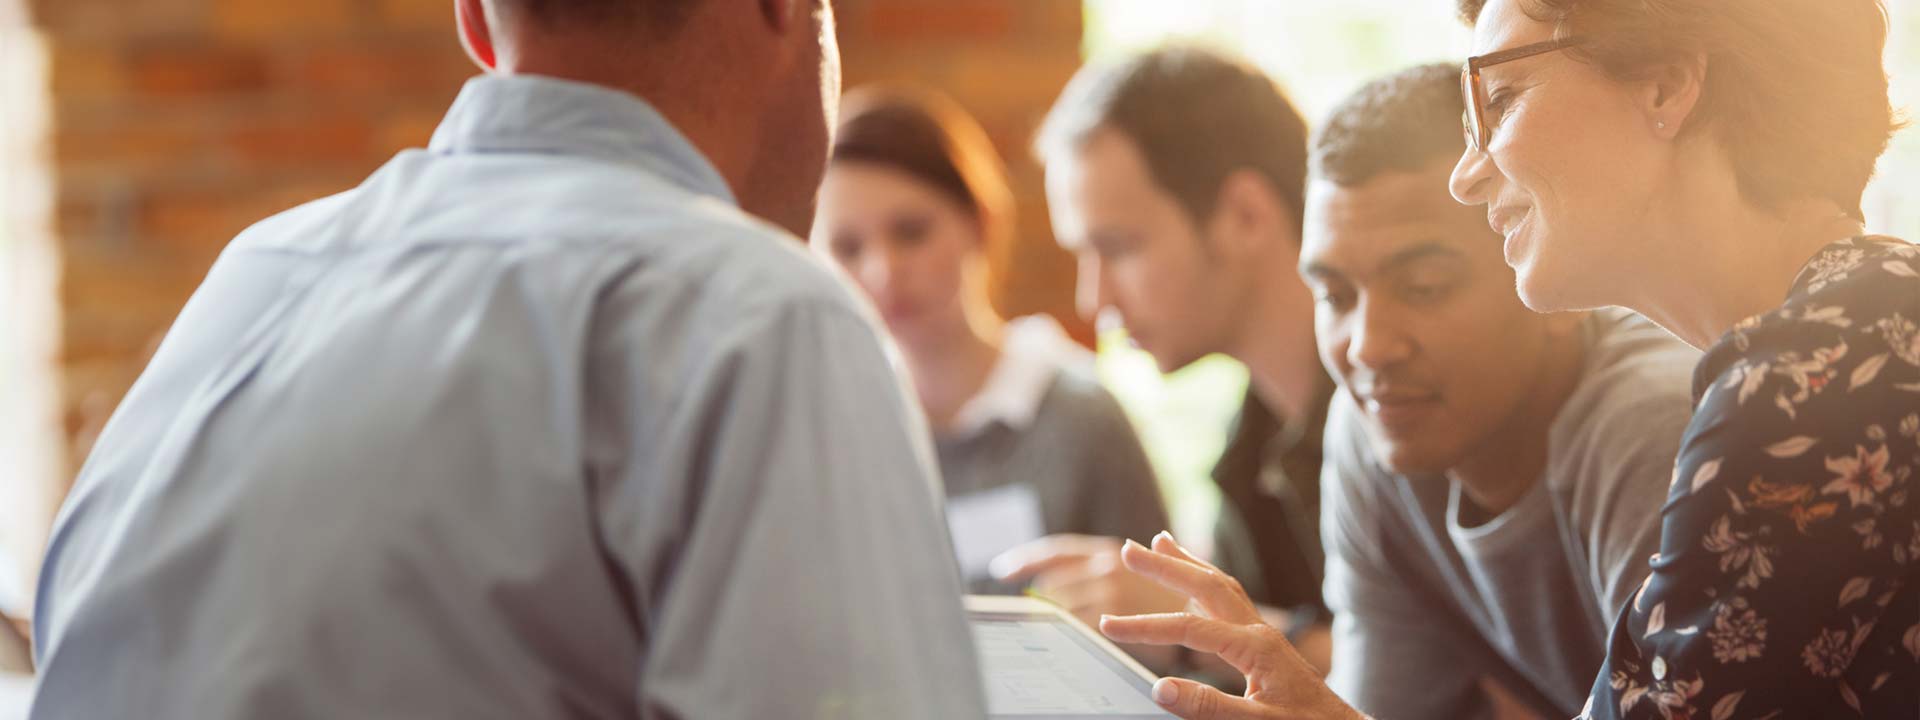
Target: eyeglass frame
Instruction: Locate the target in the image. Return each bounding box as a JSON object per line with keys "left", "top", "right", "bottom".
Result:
{"left": 1461, "top": 35, "right": 1589, "bottom": 153}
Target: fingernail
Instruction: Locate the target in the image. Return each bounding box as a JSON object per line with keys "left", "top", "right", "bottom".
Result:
{"left": 987, "top": 557, "right": 1013, "bottom": 580}
{"left": 1123, "top": 538, "right": 1145, "bottom": 552}
{"left": 1152, "top": 678, "right": 1178, "bottom": 706}
{"left": 1154, "top": 530, "right": 1174, "bottom": 544}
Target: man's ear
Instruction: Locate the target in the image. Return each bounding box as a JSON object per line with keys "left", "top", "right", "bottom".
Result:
{"left": 455, "top": 0, "right": 499, "bottom": 71}
{"left": 1209, "top": 168, "right": 1299, "bottom": 261}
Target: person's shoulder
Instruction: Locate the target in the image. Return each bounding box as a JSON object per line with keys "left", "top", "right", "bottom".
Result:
{"left": 1565, "top": 309, "right": 1698, "bottom": 417}
{"left": 512, "top": 162, "right": 850, "bottom": 309}
{"left": 1693, "top": 236, "right": 1920, "bottom": 432}
{"left": 1547, "top": 310, "right": 1699, "bottom": 489}
{"left": 1700, "top": 237, "right": 1920, "bottom": 389}
{"left": 1729, "top": 236, "right": 1920, "bottom": 342}
{"left": 1033, "top": 362, "right": 1133, "bottom": 436}
{"left": 224, "top": 189, "right": 363, "bottom": 256}
{"left": 1575, "top": 308, "right": 1701, "bottom": 401}
{"left": 610, "top": 223, "right": 873, "bottom": 348}
{"left": 1786, "top": 235, "right": 1920, "bottom": 312}
{"left": 672, "top": 214, "right": 861, "bottom": 314}
{"left": 992, "top": 316, "right": 1100, "bottom": 412}
{"left": 1039, "top": 364, "right": 1108, "bottom": 408}
{"left": 553, "top": 185, "right": 867, "bottom": 329}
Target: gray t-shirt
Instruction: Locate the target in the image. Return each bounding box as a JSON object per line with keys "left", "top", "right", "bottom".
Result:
{"left": 936, "top": 318, "right": 1168, "bottom": 592}
{"left": 939, "top": 370, "right": 1166, "bottom": 540}
{"left": 1321, "top": 309, "right": 1699, "bottom": 720}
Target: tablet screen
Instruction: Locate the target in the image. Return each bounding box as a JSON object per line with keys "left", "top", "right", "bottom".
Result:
{"left": 969, "top": 608, "right": 1174, "bottom": 719}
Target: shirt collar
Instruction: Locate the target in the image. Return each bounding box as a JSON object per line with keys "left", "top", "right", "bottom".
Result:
{"left": 948, "top": 316, "right": 1089, "bottom": 437}
{"left": 428, "top": 74, "right": 737, "bottom": 205}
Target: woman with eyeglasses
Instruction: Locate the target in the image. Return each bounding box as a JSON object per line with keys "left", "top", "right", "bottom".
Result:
{"left": 1093, "top": 0, "right": 1919, "bottom": 718}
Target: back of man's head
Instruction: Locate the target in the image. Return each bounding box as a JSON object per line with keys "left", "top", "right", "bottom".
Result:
{"left": 461, "top": 0, "right": 842, "bottom": 238}
{"left": 1311, "top": 62, "right": 1466, "bottom": 186}
{"left": 1035, "top": 46, "right": 1309, "bottom": 232}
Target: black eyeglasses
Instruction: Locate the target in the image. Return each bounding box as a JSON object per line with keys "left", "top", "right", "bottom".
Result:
{"left": 1461, "top": 36, "right": 1588, "bottom": 153}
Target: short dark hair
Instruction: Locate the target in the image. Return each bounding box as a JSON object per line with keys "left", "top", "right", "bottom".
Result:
{"left": 1313, "top": 63, "right": 1466, "bottom": 187}
{"left": 1035, "top": 46, "right": 1310, "bottom": 232}
{"left": 496, "top": 0, "right": 696, "bottom": 32}
{"left": 1458, "top": 0, "right": 1490, "bottom": 23}
{"left": 1457, "top": 0, "right": 1899, "bottom": 220}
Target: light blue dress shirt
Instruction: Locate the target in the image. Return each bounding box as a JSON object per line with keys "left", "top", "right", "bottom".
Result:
{"left": 30, "top": 75, "right": 987, "bottom": 720}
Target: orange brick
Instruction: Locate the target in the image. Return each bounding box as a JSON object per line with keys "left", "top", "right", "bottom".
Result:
{"left": 52, "top": 176, "right": 143, "bottom": 244}
{"left": 1017, "top": 0, "right": 1084, "bottom": 41}
{"left": 222, "top": 113, "right": 376, "bottom": 170}
{"left": 943, "top": 47, "right": 1078, "bottom": 104}
{"left": 38, "top": 0, "right": 1092, "bottom": 469}
{"left": 866, "top": 2, "right": 1017, "bottom": 43}
{"left": 60, "top": 310, "right": 177, "bottom": 371}
{"left": 291, "top": 41, "right": 471, "bottom": 99}
{"left": 139, "top": 187, "right": 252, "bottom": 254}
{"left": 137, "top": 176, "right": 363, "bottom": 255}
{"left": 82, "top": 313, "right": 189, "bottom": 359}
{"left": 27, "top": 0, "right": 206, "bottom": 39}
{"left": 240, "top": 176, "right": 364, "bottom": 224}
{"left": 47, "top": 39, "right": 126, "bottom": 104}
{"left": 61, "top": 355, "right": 155, "bottom": 463}
{"left": 54, "top": 120, "right": 208, "bottom": 176}
{"left": 58, "top": 247, "right": 203, "bottom": 367}
{"left": 129, "top": 44, "right": 273, "bottom": 99}
{"left": 55, "top": 196, "right": 107, "bottom": 244}
{"left": 374, "top": 0, "right": 454, "bottom": 34}
{"left": 211, "top": 0, "right": 358, "bottom": 39}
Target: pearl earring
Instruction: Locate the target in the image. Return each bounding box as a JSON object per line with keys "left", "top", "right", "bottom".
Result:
{"left": 1657, "top": 121, "right": 1668, "bottom": 130}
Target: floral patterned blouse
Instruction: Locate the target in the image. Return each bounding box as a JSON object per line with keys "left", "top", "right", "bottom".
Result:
{"left": 1585, "top": 237, "right": 1920, "bottom": 719}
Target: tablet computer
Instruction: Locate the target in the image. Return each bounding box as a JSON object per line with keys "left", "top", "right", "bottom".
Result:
{"left": 965, "top": 595, "right": 1174, "bottom": 719}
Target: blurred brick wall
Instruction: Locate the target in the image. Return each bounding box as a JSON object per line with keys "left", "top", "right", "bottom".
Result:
{"left": 30, "top": 0, "right": 1086, "bottom": 488}
{"left": 32, "top": 0, "right": 477, "bottom": 481}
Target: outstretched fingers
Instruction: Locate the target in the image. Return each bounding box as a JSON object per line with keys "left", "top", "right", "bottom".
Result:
{"left": 1100, "top": 613, "right": 1271, "bottom": 674}
{"left": 1118, "top": 539, "right": 1262, "bottom": 625}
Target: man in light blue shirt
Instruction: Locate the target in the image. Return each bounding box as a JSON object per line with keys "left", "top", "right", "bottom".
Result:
{"left": 29, "top": 1, "right": 987, "bottom": 718}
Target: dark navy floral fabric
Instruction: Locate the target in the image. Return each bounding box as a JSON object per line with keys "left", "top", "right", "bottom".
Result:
{"left": 1587, "top": 237, "right": 1920, "bottom": 719}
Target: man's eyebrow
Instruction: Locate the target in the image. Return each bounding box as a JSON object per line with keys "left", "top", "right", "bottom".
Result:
{"left": 1378, "top": 242, "right": 1466, "bottom": 273}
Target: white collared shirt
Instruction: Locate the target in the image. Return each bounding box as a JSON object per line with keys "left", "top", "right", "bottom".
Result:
{"left": 31, "top": 75, "right": 986, "bottom": 720}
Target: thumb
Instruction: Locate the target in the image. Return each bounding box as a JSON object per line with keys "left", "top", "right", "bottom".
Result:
{"left": 1150, "top": 677, "right": 1274, "bottom": 720}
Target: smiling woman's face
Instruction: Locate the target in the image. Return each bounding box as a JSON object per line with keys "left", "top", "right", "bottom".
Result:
{"left": 1448, "top": 0, "right": 1673, "bottom": 313}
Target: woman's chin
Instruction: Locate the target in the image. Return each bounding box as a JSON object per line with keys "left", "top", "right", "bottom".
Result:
{"left": 1516, "top": 258, "right": 1615, "bottom": 314}
{"left": 1514, "top": 261, "right": 1577, "bottom": 314}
